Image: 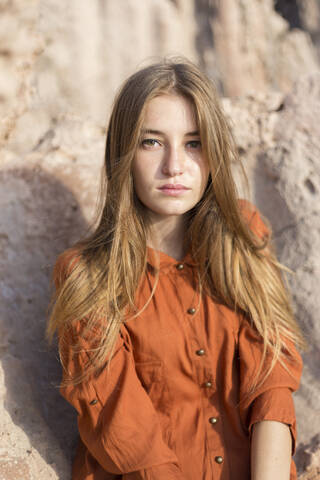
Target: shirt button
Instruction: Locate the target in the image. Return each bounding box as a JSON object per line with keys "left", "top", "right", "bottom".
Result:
{"left": 215, "top": 456, "right": 223, "bottom": 464}
{"left": 187, "top": 307, "right": 196, "bottom": 314}
{"left": 204, "top": 381, "right": 212, "bottom": 388}
{"left": 89, "top": 399, "right": 98, "bottom": 405}
{"left": 209, "top": 417, "right": 218, "bottom": 424}
{"left": 196, "top": 349, "right": 205, "bottom": 356}
{"left": 176, "top": 263, "right": 184, "bottom": 270}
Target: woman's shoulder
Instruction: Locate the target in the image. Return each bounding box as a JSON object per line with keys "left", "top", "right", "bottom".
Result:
{"left": 237, "top": 198, "right": 271, "bottom": 241}
{"left": 52, "top": 245, "right": 83, "bottom": 290}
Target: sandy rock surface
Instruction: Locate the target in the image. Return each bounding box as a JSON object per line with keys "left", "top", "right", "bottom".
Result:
{"left": 0, "top": 115, "right": 105, "bottom": 479}
{"left": 258, "top": 75, "right": 320, "bottom": 450}
{"left": 0, "top": 0, "right": 319, "bottom": 478}
{"left": 297, "top": 436, "right": 320, "bottom": 480}
{"left": 209, "top": 0, "right": 319, "bottom": 96}
{"left": 222, "top": 74, "right": 320, "bottom": 471}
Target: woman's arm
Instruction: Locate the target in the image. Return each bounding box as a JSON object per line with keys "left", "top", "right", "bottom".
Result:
{"left": 54, "top": 251, "right": 185, "bottom": 480}
{"left": 251, "top": 420, "right": 292, "bottom": 480}
{"left": 59, "top": 320, "right": 185, "bottom": 480}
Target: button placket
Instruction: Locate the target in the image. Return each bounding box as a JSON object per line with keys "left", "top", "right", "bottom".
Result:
{"left": 191, "top": 338, "right": 214, "bottom": 392}
{"left": 175, "top": 267, "right": 198, "bottom": 319}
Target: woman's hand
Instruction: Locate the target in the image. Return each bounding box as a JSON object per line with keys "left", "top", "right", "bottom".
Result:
{"left": 251, "top": 420, "right": 292, "bottom": 480}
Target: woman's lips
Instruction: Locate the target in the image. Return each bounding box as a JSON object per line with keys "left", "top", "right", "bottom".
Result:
{"left": 158, "top": 184, "right": 190, "bottom": 196}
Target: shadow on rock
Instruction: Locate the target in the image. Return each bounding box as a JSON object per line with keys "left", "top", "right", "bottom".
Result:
{"left": 0, "top": 166, "right": 90, "bottom": 477}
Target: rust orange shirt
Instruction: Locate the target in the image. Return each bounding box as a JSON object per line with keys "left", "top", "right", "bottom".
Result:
{"left": 55, "top": 200, "right": 303, "bottom": 480}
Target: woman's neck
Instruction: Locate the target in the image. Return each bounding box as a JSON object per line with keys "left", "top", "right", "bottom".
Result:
{"left": 147, "top": 214, "right": 187, "bottom": 261}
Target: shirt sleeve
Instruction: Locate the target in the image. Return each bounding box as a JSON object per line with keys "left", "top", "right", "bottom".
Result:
{"left": 237, "top": 318, "right": 303, "bottom": 454}
{"left": 236, "top": 200, "right": 303, "bottom": 453}
{"left": 54, "top": 251, "right": 185, "bottom": 480}
{"left": 237, "top": 199, "right": 303, "bottom": 454}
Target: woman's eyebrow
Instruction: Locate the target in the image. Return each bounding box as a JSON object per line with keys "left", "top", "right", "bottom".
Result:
{"left": 141, "top": 128, "right": 200, "bottom": 136}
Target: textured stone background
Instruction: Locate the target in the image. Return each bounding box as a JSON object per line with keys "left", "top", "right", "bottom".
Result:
{"left": 0, "top": 0, "right": 319, "bottom": 478}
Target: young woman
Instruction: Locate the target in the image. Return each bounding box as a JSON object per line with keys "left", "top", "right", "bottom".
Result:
{"left": 47, "top": 58, "right": 305, "bottom": 480}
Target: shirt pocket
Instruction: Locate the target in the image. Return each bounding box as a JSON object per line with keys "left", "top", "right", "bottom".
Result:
{"left": 134, "top": 354, "right": 171, "bottom": 415}
{"left": 135, "top": 357, "right": 174, "bottom": 447}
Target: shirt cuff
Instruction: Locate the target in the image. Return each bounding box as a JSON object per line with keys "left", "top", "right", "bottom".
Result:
{"left": 248, "top": 387, "right": 297, "bottom": 454}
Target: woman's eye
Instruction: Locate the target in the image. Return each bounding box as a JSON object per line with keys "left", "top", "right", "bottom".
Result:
{"left": 141, "top": 139, "right": 201, "bottom": 149}
{"left": 141, "top": 139, "right": 160, "bottom": 147}
{"left": 188, "top": 140, "right": 201, "bottom": 149}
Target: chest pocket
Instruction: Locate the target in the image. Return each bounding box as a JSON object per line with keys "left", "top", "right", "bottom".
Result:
{"left": 134, "top": 355, "right": 171, "bottom": 415}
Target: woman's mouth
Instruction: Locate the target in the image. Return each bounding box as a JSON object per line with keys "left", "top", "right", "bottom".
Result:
{"left": 158, "top": 184, "right": 190, "bottom": 196}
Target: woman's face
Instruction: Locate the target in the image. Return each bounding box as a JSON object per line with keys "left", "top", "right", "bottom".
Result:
{"left": 132, "top": 93, "right": 210, "bottom": 222}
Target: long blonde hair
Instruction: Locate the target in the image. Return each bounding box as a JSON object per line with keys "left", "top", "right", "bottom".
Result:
{"left": 47, "top": 56, "right": 305, "bottom": 389}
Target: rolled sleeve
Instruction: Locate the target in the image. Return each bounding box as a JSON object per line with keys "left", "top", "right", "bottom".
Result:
{"left": 238, "top": 316, "right": 303, "bottom": 455}
{"left": 59, "top": 323, "right": 184, "bottom": 478}
{"left": 249, "top": 387, "right": 297, "bottom": 454}
{"left": 237, "top": 200, "right": 303, "bottom": 456}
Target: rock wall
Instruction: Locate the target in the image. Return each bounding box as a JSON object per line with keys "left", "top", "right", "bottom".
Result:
{"left": 207, "top": 0, "right": 319, "bottom": 96}
{"left": 275, "top": 0, "right": 320, "bottom": 61}
{"left": 0, "top": 0, "right": 319, "bottom": 478}
{"left": 222, "top": 72, "right": 320, "bottom": 473}
{"left": 0, "top": 115, "right": 105, "bottom": 479}
{"left": 1, "top": 0, "right": 318, "bottom": 139}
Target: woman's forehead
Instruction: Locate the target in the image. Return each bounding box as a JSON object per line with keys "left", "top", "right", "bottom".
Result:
{"left": 141, "top": 94, "right": 199, "bottom": 133}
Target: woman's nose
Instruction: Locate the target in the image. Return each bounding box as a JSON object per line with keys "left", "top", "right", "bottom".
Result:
{"left": 161, "top": 146, "right": 184, "bottom": 176}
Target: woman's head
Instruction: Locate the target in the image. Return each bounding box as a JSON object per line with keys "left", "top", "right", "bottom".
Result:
{"left": 104, "top": 57, "right": 242, "bottom": 240}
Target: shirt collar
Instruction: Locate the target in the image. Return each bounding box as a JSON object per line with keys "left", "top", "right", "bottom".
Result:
{"left": 146, "top": 246, "right": 197, "bottom": 270}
